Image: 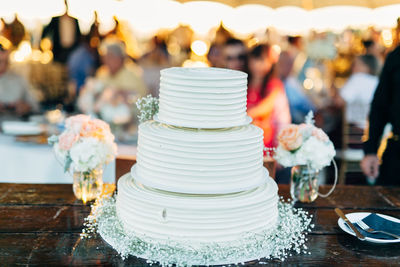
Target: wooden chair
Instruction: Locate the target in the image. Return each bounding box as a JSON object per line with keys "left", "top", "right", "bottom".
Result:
{"left": 115, "top": 155, "right": 137, "bottom": 183}
{"left": 336, "top": 107, "right": 366, "bottom": 184}
{"left": 115, "top": 155, "right": 276, "bottom": 184}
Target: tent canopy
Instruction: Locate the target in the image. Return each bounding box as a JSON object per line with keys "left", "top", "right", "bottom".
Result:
{"left": 175, "top": 0, "right": 400, "bottom": 9}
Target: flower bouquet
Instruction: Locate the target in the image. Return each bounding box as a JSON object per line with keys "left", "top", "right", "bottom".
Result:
{"left": 48, "top": 114, "right": 117, "bottom": 203}
{"left": 274, "top": 112, "right": 337, "bottom": 202}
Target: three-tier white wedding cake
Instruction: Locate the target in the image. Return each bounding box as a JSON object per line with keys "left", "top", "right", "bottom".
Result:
{"left": 116, "top": 67, "right": 279, "bottom": 248}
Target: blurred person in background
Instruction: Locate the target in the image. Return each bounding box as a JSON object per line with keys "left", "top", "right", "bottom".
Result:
{"left": 96, "top": 42, "right": 147, "bottom": 97}
{"left": 247, "top": 44, "right": 291, "bottom": 148}
{"left": 78, "top": 41, "right": 147, "bottom": 126}
{"left": 207, "top": 43, "right": 224, "bottom": 68}
{"left": 277, "top": 51, "right": 315, "bottom": 123}
{"left": 337, "top": 55, "right": 379, "bottom": 130}
{"left": 361, "top": 45, "right": 400, "bottom": 186}
{"left": 287, "top": 36, "right": 307, "bottom": 77}
{"left": 0, "top": 44, "right": 38, "bottom": 120}
{"left": 41, "top": 0, "right": 81, "bottom": 63}
{"left": 139, "top": 36, "right": 169, "bottom": 67}
{"left": 222, "top": 38, "right": 247, "bottom": 72}
{"left": 67, "top": 34, "right": 99, "bottom": 100}
{"left": 363, "top": 39, "right": 383, "bottom": 71}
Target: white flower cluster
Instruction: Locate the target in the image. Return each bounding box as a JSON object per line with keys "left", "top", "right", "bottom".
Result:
{"left": 275, "top": 135, "right": 336, "bottom": 170}
{"left": 274, "top": 111, "right": 336, "bottom": 171}
{"left": 136, "top": 95, "right": 159, "bottom": 123}
{"left": 50, "top": 115, "right": 117, "bottom": 173}
{"left": 82, "top": 195, "right": 313, "bottom": 267}
{"left": 68, "top": 137, "right": 116, "bottom": 172}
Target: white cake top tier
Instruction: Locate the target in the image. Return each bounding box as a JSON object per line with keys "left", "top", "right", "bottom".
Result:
{"left": 134, "top": 120, "right": 266, "bottom": 194}
{"left": 157, "top": 67, "right": 250, "bottom": 129}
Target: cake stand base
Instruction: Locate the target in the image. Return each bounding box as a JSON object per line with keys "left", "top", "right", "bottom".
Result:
{"left": 82, "top": 196, "right": 313, "bottom": 267}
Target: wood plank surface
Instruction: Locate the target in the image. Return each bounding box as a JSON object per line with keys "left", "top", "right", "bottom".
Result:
{"left": 0, "top": 183, "right": 399, "bottom": 266}
{"left": 1, "top": 233, "right": 399, "bottom": 266}
{"left": 1, "top": 184, "right": 399, "bottom": 209}
{"left": 1, "top": 205, "right": 399, "bottom": 235}
{"left": 0, "top": 184, "right": 83, "bottom": 206}
{"left": 0, "top": 206, "right": 90, "bottom": 233}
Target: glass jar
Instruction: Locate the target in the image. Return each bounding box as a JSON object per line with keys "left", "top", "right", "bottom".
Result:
{"left": 290, "top": 165, "right": 319, "bottom": 203}
{"left": 73, "top": 166, "right": 103, "bottom": 204}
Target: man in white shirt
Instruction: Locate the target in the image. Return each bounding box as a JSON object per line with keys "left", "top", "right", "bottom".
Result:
{"left": 339, "top": 55, "right": 379, "bottom": 129}
{"left": 0, "top": 44, "right": 39, "bottom": 118}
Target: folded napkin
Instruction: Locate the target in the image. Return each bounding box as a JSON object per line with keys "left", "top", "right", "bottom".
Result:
{"left": 354, "top": 213, "right": 400, "bottom": 240}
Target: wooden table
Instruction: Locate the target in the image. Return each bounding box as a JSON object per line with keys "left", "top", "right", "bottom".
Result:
{"left": 1, "top": 183, "right": 399, "bottom": 266}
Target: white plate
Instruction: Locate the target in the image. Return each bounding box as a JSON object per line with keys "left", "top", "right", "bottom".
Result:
{"left": 338, "top": 212, "right": 400, "bottom": 243}
{"left": 2, "top": 121, "right": 44, "bottom": 136}
{"left": 153, "top": 114, "right": 252, "bottom": 129}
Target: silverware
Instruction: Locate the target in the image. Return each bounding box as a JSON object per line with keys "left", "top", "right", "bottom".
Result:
{"left": 335, "top": 208, "right": 366, "bottom": 240}
{"left": 356, "top": 220, "right": 400, "bottom": 239}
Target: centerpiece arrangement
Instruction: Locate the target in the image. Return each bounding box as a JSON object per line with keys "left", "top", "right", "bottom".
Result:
{"left": 48, "top": 114, "right": 117, "bottom": 203}
{"left": 81, "top": 68, "right": 314, "bottom": 267}
{"left": 274, "top": 112, "right": 337, "bottom": 202}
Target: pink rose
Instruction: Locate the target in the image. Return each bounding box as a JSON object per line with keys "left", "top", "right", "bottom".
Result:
{"left": 66, "top": 114, "right": 91, "bottom": 134}
{"left": 312, "top": 127, "right": 329, "bottom": 142}
{"left": 92, "top": 119, "right": 110, "bottom": 132}
{"left": 58, "top": 132, "right": 78, "bottom": 150}
{"left": 80, "top": 119, "right": 111, "bottom": 140}
{"left": 278, "top": 124, "right": 303, "bottom": 151}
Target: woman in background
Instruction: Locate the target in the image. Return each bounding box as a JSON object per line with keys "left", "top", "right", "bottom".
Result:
{"left": 247, "top": 44, "right": 291, "bottom": 148}
{"left": 338, "top": 54, "right": 379, "bottom": 130}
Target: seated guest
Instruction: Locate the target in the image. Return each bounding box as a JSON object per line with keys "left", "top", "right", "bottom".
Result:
{"left": 247, "top": 44, "right": 291, "bottom": 148}
{"left": 96, "top": 41, "right": 148, "bottom": 96}
{"left": 277, "top": 51, "right": 315, "bottom": 123}
{"left": 0, "top": 44, "right": 39, "bottom": 119}
{"left": 78, "top": 41, "right": 148, "bottom": 124}
{"left": 339, "top": 55, "right": 379, "bottom": 130}
{"left": 222, "top": 38, "right": 247, "bottom": 72}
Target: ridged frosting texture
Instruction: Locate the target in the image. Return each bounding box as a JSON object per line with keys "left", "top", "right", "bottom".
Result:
{"left": 157, "top": 67, "right": 249, "bottom": 128}
{"left": 116, "top": 174, "right": 279, "bottom": 243}
{"left": 134, "top": 121, "right": 266, "bottom": 194}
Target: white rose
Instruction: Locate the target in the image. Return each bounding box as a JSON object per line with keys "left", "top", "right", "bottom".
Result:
{"left": 301, "top": 136, "right": 336, "bottom": 170}
{"left": 275, "top": 145, "right": 307, "bottom": 167}
{"left": 70, "top": 138, "right": 103, "bottom": 172}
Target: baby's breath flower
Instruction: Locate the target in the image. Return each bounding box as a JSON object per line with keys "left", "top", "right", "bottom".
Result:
{"left": 82, "top": 195, "right": 313, "bottom": 267}
{"left": 136, "top": 95, "right": 159, "bottom": 123}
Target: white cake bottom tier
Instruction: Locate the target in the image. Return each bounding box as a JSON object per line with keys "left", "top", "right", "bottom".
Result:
{"left": 135, "top": 121, "right": 266, "bottom": 194}
{"left": 116, "top": 173, "right": 279, "bottom": 243}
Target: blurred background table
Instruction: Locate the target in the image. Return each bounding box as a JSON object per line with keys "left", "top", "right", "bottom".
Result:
{"left": 0, "top": 183, "right": 399, "bottom": 266}
{"left": 0, "top": 134, "right": 138, "bottom": 184}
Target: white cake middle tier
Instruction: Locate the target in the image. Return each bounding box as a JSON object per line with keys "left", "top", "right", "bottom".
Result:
{"left": 134, "top": 120, "right": 266, "bottom": 194}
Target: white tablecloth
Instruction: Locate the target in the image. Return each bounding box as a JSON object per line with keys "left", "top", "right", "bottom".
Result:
{"left": 0, "top": 135, "right": 137, "bottom": 184}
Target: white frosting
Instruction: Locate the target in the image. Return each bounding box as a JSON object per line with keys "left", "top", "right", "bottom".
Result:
{"left": 116, "top": 66, "right": 279, "bottom": 250}
{"left": 117, "top": 173, "right": 279, "bottom": 243}
{"left": 133, "top": 121, "right": 266, "bottom": 194}
{"left": 157, "top": 67, "right": 249, "bottom": 128}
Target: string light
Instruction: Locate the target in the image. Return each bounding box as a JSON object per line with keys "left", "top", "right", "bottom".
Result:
{"left": 190, "top": 40, "right": 208, "bottom": 56}
{"left": 381, "top": 29, "right": 393, "bottom": 47}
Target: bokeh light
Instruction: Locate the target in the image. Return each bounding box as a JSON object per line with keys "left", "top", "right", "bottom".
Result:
{"left": 191, "top": 40, "right": 208, "bottom": 56}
